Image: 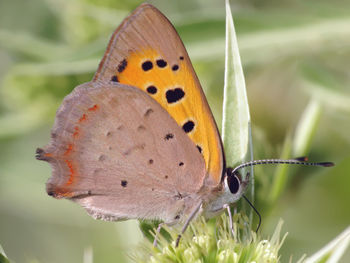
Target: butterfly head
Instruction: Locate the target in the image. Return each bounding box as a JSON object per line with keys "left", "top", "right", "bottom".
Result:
{"left": 204, "top": 167, "right": 250, "bottom": 217}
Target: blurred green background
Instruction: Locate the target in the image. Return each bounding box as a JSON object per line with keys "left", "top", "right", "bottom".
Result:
{"left": 1, "top": 0, "right": 349, "bottom": 262}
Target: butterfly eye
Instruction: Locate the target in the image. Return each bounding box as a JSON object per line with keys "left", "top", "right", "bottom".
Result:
{"left": 227, "top": 173, "right": 240, "bottom": 194}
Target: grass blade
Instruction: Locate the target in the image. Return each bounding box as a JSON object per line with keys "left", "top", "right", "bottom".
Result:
{"left": 293, "top": 98, "right": 322, "bottom": 157}
{"left": 304, "top": 226, "right": 350, "bottom": 263}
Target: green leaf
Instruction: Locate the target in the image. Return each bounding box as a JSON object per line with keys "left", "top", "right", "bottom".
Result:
{"left": 222, "top": 0, "right": 254, "bottom": 222}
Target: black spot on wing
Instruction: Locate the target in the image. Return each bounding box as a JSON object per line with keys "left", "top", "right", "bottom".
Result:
{"left": 179, "top": 162, "right": 184, "bottom": 166}
{"left": 142, "top": 61, "right": 153, "bottom": 71}
{"left": 164, "top": 133, "right": 174, "bottom": 140}
{"left": 121, "top": 180, "right": 128, "bottom": 187}
{"left": 166, "top": 88, "right": 185, "bottom": 103}
{"left": 156, "top": 59, "right": 167, "bottom": 68}
{"left": 111, "top": 75, "right": 119, "bottom": 82}
{"left": 146, "top": 85, "right": 157, "bottom": 94}
{"left": 196, "top": 145, "right": 202, "bottom": 153}
{"left": 172, "top": 65, "right": 179, "bottom": 71}
{"left": 182, "top": 120, "right": 195, "bottom": 133}
{"left": 117, "top": 59, "right": 127, "bottom": 73}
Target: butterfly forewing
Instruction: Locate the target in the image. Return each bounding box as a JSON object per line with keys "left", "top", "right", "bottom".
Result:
{"left": 37, "top": 81, "right": 206, "bottom": 223}
{"left": 93, "top": 3, "right": 225, "bottom": 185}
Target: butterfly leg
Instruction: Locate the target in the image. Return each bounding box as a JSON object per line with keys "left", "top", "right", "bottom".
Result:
{"left": 223, "top": 204, "right": 235, "bottom": 238}
{"left": 153, "top": 222, "right": 164, "bottom": 247}
{"left": 175, "top": 201, "right": 203, "bottom": 247}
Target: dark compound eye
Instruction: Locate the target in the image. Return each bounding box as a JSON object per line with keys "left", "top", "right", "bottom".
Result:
{"left": 227, "top": 175, "right": 240, "bottom": 194}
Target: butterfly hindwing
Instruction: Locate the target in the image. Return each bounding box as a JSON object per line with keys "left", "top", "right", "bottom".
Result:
{"left": 93, "top": 3, "right": 225, "bottom": 185}
{"left": 36, "top": 81, "right": 206, "bottom": 223}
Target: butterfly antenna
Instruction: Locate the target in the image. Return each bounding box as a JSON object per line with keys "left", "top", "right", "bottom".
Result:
{"left": 242, "top": 195, "right": 261, "bottom": 232}
{"left": 231, "top": 157, "right": 334, "bottom": 176}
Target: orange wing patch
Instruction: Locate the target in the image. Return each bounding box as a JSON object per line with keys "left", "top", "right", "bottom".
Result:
{"left": 108, "top": 48, "right": 222, "bottom": 182}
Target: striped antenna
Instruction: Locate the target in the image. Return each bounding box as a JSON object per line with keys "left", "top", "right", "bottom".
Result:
{"left": 231, "top": 157, "right": 334, "bottom": 176}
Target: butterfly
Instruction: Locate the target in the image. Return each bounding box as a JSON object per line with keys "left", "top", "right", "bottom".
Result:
{"left": 36, "top": 3, "right": 333, "bottom": 245}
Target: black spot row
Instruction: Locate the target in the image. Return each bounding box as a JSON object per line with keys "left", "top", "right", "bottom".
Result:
{"left": 166, "top": 88, "right": 185, "bottom": 103}
{"left": 111, "top": 55, "right": 183, "bottom": 82}
{"left": 141, "top": 59, "right": 180, "bottom": 72}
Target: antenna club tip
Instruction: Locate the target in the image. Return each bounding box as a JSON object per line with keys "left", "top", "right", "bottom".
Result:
{"left": 321, "top": 162, "right": 335, "bottom": 167}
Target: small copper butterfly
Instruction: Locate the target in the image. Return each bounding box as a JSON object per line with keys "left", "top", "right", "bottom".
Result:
{"left": 36, "top": 3, "right": 333, "bottom": 245}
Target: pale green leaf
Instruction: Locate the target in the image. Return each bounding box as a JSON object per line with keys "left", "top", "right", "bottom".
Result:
{"left": 222, "top": 0, "right": 252, "bottom": 167}
{"left": 222, "top": 0, "right": 254, "bottom": 223}
{"left": 304, "top": 226, "right": 350, "bottom": 263}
